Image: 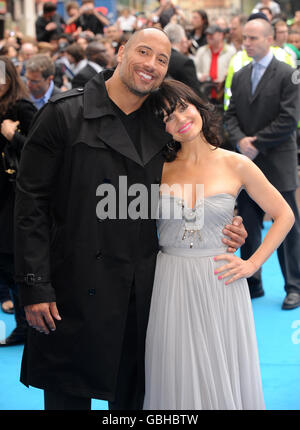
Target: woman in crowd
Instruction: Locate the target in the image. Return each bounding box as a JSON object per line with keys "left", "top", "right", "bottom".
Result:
{"left": 143, "top": 80, "right": 294, "bottom": 409}
{"left": 188, "top": 9, "right": 209, "bottom": 56}
{"left": 0, "top": 56, "right": 37, "bottom": 346}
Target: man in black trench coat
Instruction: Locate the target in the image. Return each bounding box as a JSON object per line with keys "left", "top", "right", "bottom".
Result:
{"left": 15, "top": 28, "right": 247, "bottom": 410}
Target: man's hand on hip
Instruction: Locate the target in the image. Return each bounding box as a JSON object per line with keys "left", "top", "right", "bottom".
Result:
{"left": 222, "top": 215, "right": 248, "bottom": 253}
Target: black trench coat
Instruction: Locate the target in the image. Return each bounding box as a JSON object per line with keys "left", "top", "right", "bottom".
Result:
{"left": 15, "top": 70, "right": 172, "bottom": 401}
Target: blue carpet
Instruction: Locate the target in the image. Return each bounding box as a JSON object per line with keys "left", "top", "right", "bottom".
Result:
{"left": 0, "top": 221, "right": 299, "bottom": 410}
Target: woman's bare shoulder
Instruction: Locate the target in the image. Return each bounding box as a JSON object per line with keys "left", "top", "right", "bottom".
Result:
{"left": 215, "top": 148, "right": 252, "bottom": 169}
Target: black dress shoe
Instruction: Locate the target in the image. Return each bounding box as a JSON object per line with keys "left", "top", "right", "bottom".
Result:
{"left": 282, "top": 292, "right": 300, "bottom": 310}
{"left": 249, "top": 287, "right": 265, "bottom": 299}
{"left": 0, "top": 328, "right": 26, "bottom": 346}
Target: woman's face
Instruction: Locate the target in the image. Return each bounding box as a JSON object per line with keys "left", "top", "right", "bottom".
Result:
{"left": 163, "top": 101, "right": 203, "bottom": 143}
{"left": 191, "top": 12, "right": 203, "bottom": 30}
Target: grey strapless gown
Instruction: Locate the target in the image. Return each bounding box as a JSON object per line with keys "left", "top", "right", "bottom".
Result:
{"left": 143, "top": 193, "right": 265, "bottom": 410}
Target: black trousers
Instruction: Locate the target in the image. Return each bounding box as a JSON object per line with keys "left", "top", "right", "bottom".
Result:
{"left": 108, "top": 281, "right": 145, "bottom": 410}
{"left": 44, "top": 282, "right": 144, "bottom": 410}
{"left": 237, "top": 189, "right": 300, "bottom": 294}
{"left": 0, "top": 253, "right": 14, "bottom": 303}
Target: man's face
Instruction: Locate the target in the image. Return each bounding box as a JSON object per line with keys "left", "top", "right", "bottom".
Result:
{"left": 243, "top": 21, "right": 272, "bottom": 61}
{"left": 230, "top": 17, "right": 241, "bottom": 40}
{"left": 44, "top": 11, "right": 56, "bottom": 21}
{"left": 20, "top": 43, "right": 38, "bottom": 61}
{"left": 26, "top": 70, "right": 51, "bottom": 99}
{"left": 105, "top": 26, "right": 119, "bottom": 41}
{"left": 289, "top": 32, "right": 300, "bottom": 49}
{"left": 117, "top": 30, "right": 171, "bottom": 97}
{"left": 275, "top": 24, "right": 289, "bottom": 46}
{"left": 206, "top": 31, "right": 223, "bottom": 46}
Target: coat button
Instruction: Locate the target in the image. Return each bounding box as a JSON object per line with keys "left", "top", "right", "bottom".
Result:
{"left": 88, "top": 288, "right": 96, "bottom": 296}
{"left": 96, "top": 251, "right": 103, "bottom": 260}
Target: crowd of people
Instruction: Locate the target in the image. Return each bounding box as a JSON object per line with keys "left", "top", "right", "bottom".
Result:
{"left": 0, "top": 0, "right": 300, "bottom": 412}
{"left": 0, "top": 0, "right": 299, "bottom": 110}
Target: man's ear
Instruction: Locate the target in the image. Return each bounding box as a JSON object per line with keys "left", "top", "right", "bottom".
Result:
{"left": 117, "top": 45, "right": 125, "bottom": 64}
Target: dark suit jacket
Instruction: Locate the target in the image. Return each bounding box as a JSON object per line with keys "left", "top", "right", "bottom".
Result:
{"left": 224, "top": 56, "right": 300, "bottom": 192}
{"left": 167, "top": 48, "right": 201, "bottom": 97}
{"left": 71, "top": 64, "right": 98, "bottom": 89}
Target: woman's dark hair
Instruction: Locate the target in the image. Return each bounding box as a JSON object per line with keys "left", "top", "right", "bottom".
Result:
{"left": 193, "top": 9, "right": 209, "bottom": 33}
{"left": 0, "top": 55, "right": 29, "bottom": 116}
{"left": 150, "top": 79, "right": 222, "bottom": 162}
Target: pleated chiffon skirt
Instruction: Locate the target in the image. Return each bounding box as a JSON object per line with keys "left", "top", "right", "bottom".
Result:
{"left": 143, "top": 249, "right": 266, "bottom": 410}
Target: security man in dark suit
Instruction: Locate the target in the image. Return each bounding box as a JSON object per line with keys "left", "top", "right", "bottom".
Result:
{"left": 225, "top": 16, "right": 300, "bottom": 310}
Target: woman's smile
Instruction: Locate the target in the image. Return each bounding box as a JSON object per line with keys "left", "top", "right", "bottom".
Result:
{"left": 178, "top": 121, "right": 192, "bottom": 134}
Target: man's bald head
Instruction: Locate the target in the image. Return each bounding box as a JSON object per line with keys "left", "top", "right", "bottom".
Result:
{"left": 244, "top": 18, "right": 274, "bottom": 37}
{"left": 123, "top": 28, "right": 171, "bottom": 53}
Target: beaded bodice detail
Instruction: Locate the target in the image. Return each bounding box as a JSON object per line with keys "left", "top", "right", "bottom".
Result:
{"left": 157, "top": 193, "right": 236, "bottom": 250}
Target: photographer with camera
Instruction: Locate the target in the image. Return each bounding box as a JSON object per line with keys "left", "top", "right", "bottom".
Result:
{"left": 35, "top": 2, "right": 65, "bottom": 43}
{"left": 151, "top": 0, "right": 177, "bottom": 28}
{"left": 75, "top": 0, "right": 109, "bottom": 36}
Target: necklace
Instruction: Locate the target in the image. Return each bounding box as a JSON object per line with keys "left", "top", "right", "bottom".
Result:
{"left": 176, "top": 199, "right": 203, "bottom": 248}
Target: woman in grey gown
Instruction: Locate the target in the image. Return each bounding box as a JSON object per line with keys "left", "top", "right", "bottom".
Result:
{"left": 143, "top": 80, "right": 294, "bottom": 410}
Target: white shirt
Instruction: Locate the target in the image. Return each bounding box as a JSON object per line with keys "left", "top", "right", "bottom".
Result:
{"left": 87, "top": 61, "right": 103, "bottom": 73}
{"left": 117, "top": 15, "right": 136, "bottom": 32}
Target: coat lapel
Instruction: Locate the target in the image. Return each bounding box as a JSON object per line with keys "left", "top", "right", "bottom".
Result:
{"left": 83, "top": 70, "right": 172, "bottom": 167}
{"left": 97, "top": 115, "right": 144, "bottom": 166}
{"left": 243, "top": 63, "right": 253, "bottom": 102}
{"left": 139, "top": 101, "right": 172, "bottom": 166}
